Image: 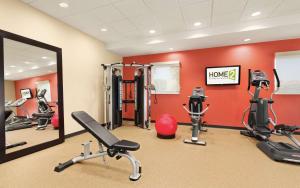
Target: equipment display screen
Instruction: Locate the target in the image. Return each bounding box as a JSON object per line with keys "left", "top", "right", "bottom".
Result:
{"left": 205, "top": 65, "right": 240, "bottom": 85}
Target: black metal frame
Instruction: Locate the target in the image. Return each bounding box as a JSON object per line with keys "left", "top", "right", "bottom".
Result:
{"left": 0, "top": 29, "right": 64, "bottom": 163}
{"left": 205, "top": 65, "right": 241, "bottom": 86}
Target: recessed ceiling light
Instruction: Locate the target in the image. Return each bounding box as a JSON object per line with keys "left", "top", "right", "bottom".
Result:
{"left": 244, "top": 38, "right": 251, "bottom": 42}
{"left": 48, "top": 62, "right": 56, "bottom": 66}
{"left": 149, "top": 30, "right": 156, "bottom": 34}
{"left": 169, "top": 48, "right": 174, "bottom": 51}
{"left": 101, "top": 28, "right": 107, "bottom": 32}
{"left": 18, "top": 69, "right": 23, "bottom": 73}
{"left": 24, "top": 61, "right": 32, "bottom": 64}
{"left": 5, "top": 73, "right": 10, "bottom": 76}
{"left": 193, "top": 22, "right": 202, "bottom": 26}
{"left": 251, "top": 11, "right": 261, "bottom": 17}
{"left": 9, "top": 65, "right": 16, "bottom": 68}
{"left": 147, "top": 40, "right": 164, "bottom": 45}
{"left": 31, "top": 66, "right": 39, "bottom": 70}
{"left": 59, "top": 2, "right": 69, "bottom": 8}
{"left": 42, "top": 56, "right": 48, "bottom": 59}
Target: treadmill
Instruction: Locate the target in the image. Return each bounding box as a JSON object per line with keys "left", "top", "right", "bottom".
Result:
{"left": 5, "top": 98, "right": 33, "bottom": 131}
{"left": 5, "top": 110, "right": 27, "bottom": 149}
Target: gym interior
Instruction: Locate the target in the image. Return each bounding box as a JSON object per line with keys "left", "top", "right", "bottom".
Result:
{"left": 0, "top": 0, "right": 300, "bottom": 187}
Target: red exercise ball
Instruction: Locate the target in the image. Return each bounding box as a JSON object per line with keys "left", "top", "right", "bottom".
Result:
{"left": 155, "top": 114, "right": 178, "bottom": 139}
{"left": 52, "top": 115, "right": 59, "bottom": 129}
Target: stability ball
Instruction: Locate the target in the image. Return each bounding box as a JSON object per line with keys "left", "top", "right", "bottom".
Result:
{"left": 155, "top": 114, "right": 178, "bottom": 139}
{"left": 52, "top": 114, "right": 59, "bottom": 129}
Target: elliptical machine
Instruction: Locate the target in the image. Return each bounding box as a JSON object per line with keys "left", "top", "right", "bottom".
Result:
{"left": 241, "top": 69, "right": 300, "bottom": 163}
{"left": 182, "top": 87, "right": 209, "bottom": 146}
{"left": 32, "top": 89, "right": 55, "bottom": 130}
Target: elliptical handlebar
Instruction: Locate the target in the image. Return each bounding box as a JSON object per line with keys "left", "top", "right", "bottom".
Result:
{"left": 273, "top": 69, "right": 280, "bottom": 88}
{"left": 182, "top": 104, "right": 210, "bottom": 116}
{"left": 247, "top": 69, "right": 251, "bottom": 91}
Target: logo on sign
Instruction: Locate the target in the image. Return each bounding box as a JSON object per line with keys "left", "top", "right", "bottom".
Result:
{"left": 209, "top": 69, "right": 236, "bottom": 80}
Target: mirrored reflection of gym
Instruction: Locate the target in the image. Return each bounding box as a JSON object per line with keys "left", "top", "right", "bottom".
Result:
{"left": 4, "top": 38, "right": 59, "bottom": 153}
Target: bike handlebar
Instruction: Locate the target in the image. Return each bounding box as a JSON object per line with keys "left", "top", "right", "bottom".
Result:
{"left": 182, "top": 104, "right": 210, "bottom": 116}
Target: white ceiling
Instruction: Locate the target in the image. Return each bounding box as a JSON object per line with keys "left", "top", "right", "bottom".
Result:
{"left": 22, "top": 0, "right": 300, "bottom": 56}
{"left": 4, "top": 38, "right": 57, "bottom": 81}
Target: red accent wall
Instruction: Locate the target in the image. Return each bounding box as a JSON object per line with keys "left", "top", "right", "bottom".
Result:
{"left": 123, "top": 39, "right": 300, "bottom": 127}
{"left": 14, "top": 73, "right": 58, "bottom": 116}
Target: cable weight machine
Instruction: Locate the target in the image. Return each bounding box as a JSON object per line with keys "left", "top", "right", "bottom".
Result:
{"left": 101, "top": 62, "right": 154, "bottom": 130}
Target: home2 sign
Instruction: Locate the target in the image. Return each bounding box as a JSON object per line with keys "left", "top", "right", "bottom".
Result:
{"left": 205, "top": 65, "right": 240, "bottom": 85}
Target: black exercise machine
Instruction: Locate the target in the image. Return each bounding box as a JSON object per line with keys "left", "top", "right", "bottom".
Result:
{"left": 102, "top": 62, "right": 154, "bottom": 130}
{"left": 5, "top": 99, "right": 33, "bottom": 131}
{"left": 182, "top": 87, "right": 209, "bottom": 145}
{"left": 54, "top": 111, "right": 142, "bottom": 181}
{"left": 32, "top": 89, "right": 55, "bottom": 130}
{"left": 241, "top": 69, "right": 300, "bottom": 163}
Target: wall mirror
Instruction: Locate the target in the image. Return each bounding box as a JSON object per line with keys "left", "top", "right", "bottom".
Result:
{"left": 0, "top": 30, "right": 64, "bottom": 163}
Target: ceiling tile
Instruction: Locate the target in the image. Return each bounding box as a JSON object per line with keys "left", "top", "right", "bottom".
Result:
{"left": 28, "top": 0, "right": 112, "bottom": 18}
{"left": 89, "top": 5, "right": 125, "bottom": 23}
{"left": 108, "top": 19, "right": 137, "bottom": 33}
{"left": 213, "top": 0, "right": 247, "bottom": 16}
{"left": 144, "top": 0, "right": 180, "bottom": 12}
{"left": 181, "top": 0, "right": 212, "bottom": 23}
{"left": 178, "top": 0, "right": 210, "bottom": 6}
{"left": 271, "top": 0, "right": 300, "bottom": 17}
{"left": 212, "top": 11, "right": 241, "bottom": 26}
{"left": 128, "top": 14, "right": 159, "bottom": 30}
{"left": 113, "top": 0, "right": 150, "bottom": 18}
{"left": 241, "top": 0, "right": 282, "bottom": 21}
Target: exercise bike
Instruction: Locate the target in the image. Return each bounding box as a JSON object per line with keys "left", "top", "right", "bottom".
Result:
{"left": 182, "top": 87, "right": 209, "bottom": 145}
{"left": 241, "top": 69, "right": 300, "bottom": 163}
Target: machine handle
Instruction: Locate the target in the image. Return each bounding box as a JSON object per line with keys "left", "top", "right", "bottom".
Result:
{"left": 273, "top": 69, "right": 280, "bottom": 88}
{"left": 182, "top": 104, "right": 209, "bottom": 116}
{"left": 247, "top": 69, "right": 251, "bottom": 91}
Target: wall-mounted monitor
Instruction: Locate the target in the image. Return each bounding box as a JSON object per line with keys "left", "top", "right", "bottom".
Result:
{"left": 20, "top": 88, "right": 33, "bottom": 99}
{"left": 205, "top": 65, "right": 241, "bottom": 86}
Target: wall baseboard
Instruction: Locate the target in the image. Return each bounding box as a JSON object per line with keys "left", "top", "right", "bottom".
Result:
{"left": 65, "top": 130, "right": 87, "bottom": 139}
{"left": 65, "top": 121, "right": 299, "bottom": 136}
{"left": 123, "top": 118, "right": 246, "bottom": 130}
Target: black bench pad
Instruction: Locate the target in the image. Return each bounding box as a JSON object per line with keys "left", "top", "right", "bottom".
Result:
{"left": 72, "top": 111, "right": 140, "bottom": 151}
{"left": 113, "top": 140, "right": 140, "bottom": 151}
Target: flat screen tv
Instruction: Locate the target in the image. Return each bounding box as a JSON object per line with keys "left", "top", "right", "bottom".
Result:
{"left": 205, "top": 65, "right": 241, "bottom": 86}
{"left": 20, "top": 88, "right": 33, "bottom": 99}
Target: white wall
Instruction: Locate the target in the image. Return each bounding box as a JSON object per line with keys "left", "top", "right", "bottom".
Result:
{"left": 0, "top": 0, "right": 121, "bottom": 134}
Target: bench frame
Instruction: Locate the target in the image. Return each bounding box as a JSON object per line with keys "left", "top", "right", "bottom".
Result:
{"left": 55, "top": 140, "right": 141, "bottom": 181}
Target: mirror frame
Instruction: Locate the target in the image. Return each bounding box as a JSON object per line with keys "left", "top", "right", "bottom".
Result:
{"left": 0, "top": 29, "right": 64, "bottom": 163}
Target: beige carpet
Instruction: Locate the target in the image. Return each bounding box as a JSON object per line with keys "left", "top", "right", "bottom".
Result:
{"left": 0, "top": 125, "right": 300, "bottom": 188}
{"left": 5, "top": 124, "right": 59, "bottom": 153}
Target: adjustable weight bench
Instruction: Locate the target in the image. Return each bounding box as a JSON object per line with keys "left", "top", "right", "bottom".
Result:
{"left": 54, "top": 111, "right": 142, "bottom": 181}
